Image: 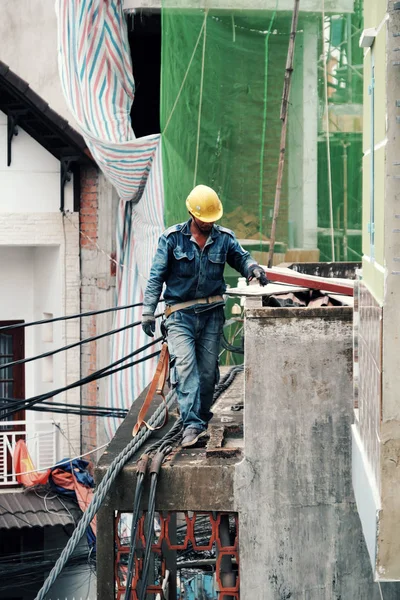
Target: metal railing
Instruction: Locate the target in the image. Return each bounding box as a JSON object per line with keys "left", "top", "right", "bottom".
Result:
{"left": 0, "top": 420, "right": 59, "bottom": 487}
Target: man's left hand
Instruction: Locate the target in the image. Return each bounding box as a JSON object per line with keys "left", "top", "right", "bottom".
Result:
{"left": 248, "top": 264, "right": 269, "bottom": 287}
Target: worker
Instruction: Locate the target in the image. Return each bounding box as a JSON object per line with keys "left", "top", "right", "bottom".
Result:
{"left": 141, "top": 185, "right": 268, "bottom": 447}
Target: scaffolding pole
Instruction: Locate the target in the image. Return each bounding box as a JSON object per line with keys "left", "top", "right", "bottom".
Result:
{"left": 267, "top": 0, "right": 300, "bottom": 268}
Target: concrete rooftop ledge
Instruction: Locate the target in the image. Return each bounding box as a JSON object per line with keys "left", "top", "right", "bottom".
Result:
{"left": 95, "top": 368, "right": 244, "bottom": 512}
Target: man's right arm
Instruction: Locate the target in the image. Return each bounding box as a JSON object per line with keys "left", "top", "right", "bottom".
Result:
{"left": 143, "top": 235, "right": 170, "bottom": 315}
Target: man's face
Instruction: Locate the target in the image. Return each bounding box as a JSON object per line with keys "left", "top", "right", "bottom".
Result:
{"left": 193, "top": 216, "right": 215, "bottom": 234}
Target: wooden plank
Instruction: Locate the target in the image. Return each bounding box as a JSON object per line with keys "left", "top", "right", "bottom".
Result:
{"left": 263, "top": 267, "right": 354, "bottom": 296}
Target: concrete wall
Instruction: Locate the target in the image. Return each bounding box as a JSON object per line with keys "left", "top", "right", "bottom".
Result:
{"left": 288, "top": 18, "right": 318, "bottom": 251}
{"left": 361, "top": 0, "right": 387, "bottom": 303}
{"left": 376, "top": 0, "right": 400, "bottom": 580}
{"left": 235, "top": 299, "right": 400, "bottom": 599}
{"left": 0, "top": 111, "right": 73, "bottom": 213}
{"left": 353, "top": 0, "right": 400, "bottom": 580}
{"left": 0, "top": 0, "right": 72, "bottom": 125}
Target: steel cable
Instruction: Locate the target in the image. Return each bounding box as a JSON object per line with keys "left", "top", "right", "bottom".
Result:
{"left": 125, "top": 470, "right": 146, "bottom": 600}
{"left": 34, "top": 364, "right": 242, "bottom": 599}
{"left": 213, "top": 365, "right": 244, "bottom": 403}
{"left": 34, "top": 389, "right": 177, "bottom": 600}
{"left": 138, "top": 471, "right": 158, "bottom": 600}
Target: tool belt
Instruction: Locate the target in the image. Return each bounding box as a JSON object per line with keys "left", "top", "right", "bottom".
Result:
{"left": 164, "top": 295, "right": 224, "bottom": 318}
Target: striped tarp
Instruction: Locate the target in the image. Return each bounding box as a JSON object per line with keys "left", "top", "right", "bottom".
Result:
{"left": 56, "top": 0, "right": 164, "bottom": 437}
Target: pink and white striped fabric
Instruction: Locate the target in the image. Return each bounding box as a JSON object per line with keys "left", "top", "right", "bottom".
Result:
{"left": 56, "top": 0, "right": 164, "bottom": 437}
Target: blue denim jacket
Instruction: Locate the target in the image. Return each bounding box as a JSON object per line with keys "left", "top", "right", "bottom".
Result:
{"left": 143, "top": 219, "right": 255, "bottom": 314}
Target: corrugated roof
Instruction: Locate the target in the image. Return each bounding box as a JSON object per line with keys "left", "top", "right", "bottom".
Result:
{"left": 0, "top": 491, "right": 81, "bottom": 530}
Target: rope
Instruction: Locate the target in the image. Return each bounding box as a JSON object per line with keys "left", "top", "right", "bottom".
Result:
{"left": 163, "top": 12, "right": 208, "bottom": 134}
{"left": 258, "top": 2, "right": 278, "bottom": 253}
{"left": 193, "top": 9, "right": 209, "bottom": 187}
{"left": 213, "top": 365, "right": 244, "bottom": 403}
{"left": 145, "top": 418, "right": 183, "bottom": 455}
{"left": 221, "top": 330, "right": 244, "bottom": 355}
{"left": 322, "top": 1, "right": 335, "bottom": 261}
{"left": 34, "top": 390, "right": 177, "bottom": 600}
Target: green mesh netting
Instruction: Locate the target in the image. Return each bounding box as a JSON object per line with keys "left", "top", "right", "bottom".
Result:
{"left": 160, "top": 6, "right": 363, "bottom": 264}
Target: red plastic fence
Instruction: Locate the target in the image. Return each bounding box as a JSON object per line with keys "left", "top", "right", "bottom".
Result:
{"left": 115, "top": 511, "right": 239, "bottom": 599}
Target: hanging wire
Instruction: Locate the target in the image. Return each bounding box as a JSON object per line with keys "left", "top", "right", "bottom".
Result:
{"left": 193, "top": 8, "right": 209, "bottom": 187}
{"left": 163, "top": 11, "right": 208, "bottom": 134}
{"left": 321, "top": 2, "right": 335, "bottom": 261}
{"left": 258, "top": 0, "right": 279, "bottom": 253}
{"left": 0, "top": 299, "right": 164, "bottom": 333}
{"left": 0, "top": 337, "right": 163, "bottom": 418}
{"left": 0, "top": 313, "right": 162, "bottom": 372}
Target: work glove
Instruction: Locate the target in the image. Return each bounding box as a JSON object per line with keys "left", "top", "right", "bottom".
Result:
{"left": 142, "top": 313, "right": 155, "bottom": 337}
{"left": 247, "top": 264, "right": 269, "bottom": 287}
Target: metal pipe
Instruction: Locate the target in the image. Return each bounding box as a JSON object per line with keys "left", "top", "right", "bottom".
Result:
{"left": 342, "top": 140, "right": 350, "bottom": 261}
{"left": 267, "top": 0, "right": 300, "bottom": 268}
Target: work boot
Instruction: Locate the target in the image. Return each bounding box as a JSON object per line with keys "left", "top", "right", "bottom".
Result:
{"left": 181, "top": 427, "right": 207, "bottom": 448}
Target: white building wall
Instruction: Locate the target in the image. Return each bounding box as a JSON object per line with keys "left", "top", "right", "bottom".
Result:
{"left": 0, "top": 112, "right": 73, "bottom": 213}
{"left": 0, "top": 110, "right": 81, "bottom": 459}
{"left": 0, "top": 0, "right": 73, "bottom": 125}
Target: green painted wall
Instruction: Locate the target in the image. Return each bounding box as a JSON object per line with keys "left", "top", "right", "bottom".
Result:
{"left": 362, "top": 0, "right": 387, "bottom": 304}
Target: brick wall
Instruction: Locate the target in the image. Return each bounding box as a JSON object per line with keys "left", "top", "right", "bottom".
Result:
{"left": 80, "top": 166, "right": 99, "bottom": 454}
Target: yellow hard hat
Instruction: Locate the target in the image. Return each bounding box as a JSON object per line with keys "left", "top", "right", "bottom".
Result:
{"left": 186, "top": 185, "right": 223, "bottom": 223}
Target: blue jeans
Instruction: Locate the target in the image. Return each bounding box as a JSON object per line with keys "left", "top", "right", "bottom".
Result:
{"left": 165, "top": 306, "right": 225, "bottom": 431}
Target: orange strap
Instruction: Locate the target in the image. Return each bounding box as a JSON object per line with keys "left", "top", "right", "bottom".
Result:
{"left": 132, "top": 343, "right": 170, "bottom": 437}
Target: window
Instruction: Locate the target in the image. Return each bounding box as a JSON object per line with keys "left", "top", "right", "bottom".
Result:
{"left": 0, "top": 321, "right": 25, "bottom": 424}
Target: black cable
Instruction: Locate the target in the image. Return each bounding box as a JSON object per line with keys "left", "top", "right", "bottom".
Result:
{"left": 0, "top": 349, "right": 160, "bottom": 419}
{"left": 2, "top": 346, "right": 243, "bottom": 422}
{"left": 0, "top": 337, "right": 163, "bottom": 418}
{"left": 213, "top": 365, "right": 244, "bottom": 403}
{"left": 0, "top": 550, "right": 95, "bottom": 592}
{"left": 220, "top": 330, "right": 244, "bottom": 354}
{"left": 138, "top": 472, "right": 158, "bottom": 600}
{"left": 124, "top": 365, "right": 243, "bottom": 598}
{"left": 1, "top": 335, "right": 162, "bottom": 409}
{"left": 29, "top": 398, "right": 128, "bottom": 413}
{"left": 0, "top": 313, "right": 162, "bottom": 372}
{"left": 26, "top": 405, "right": 128, "bottom": 418}
{"left": 145, "top": 419, "right": 183, "bottom": 455}
{"left": 0, "top": 298, "right": 163, "bottom": 333}
{"left": 125, "top": 470, "right": 146, "bottom": 600}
